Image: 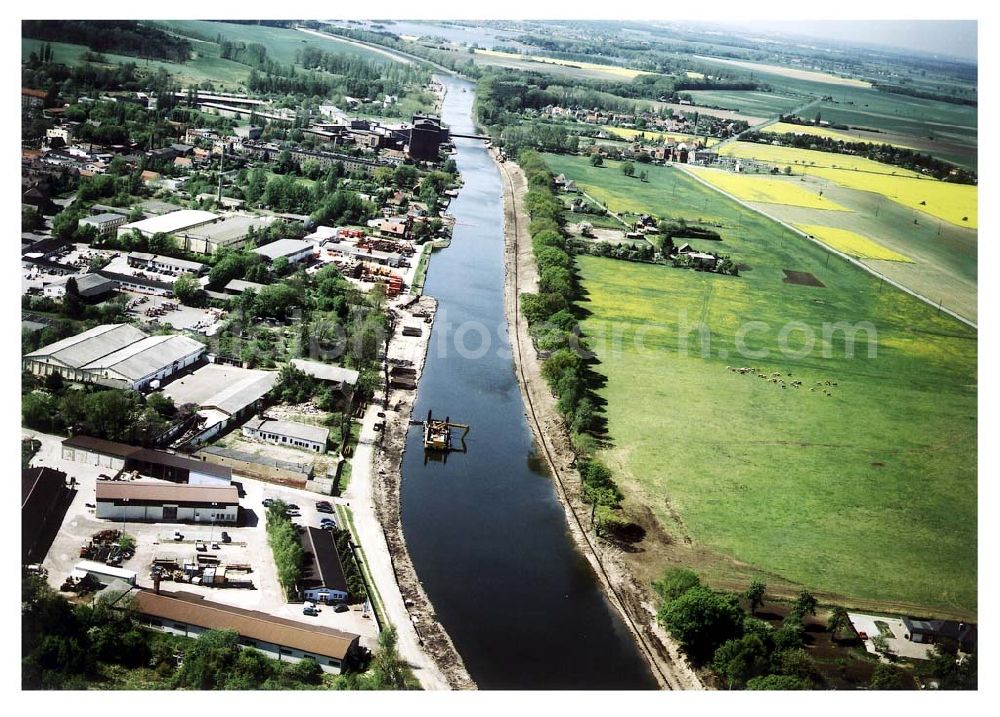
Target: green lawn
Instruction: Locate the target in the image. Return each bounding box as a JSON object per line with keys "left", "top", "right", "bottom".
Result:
{"left": 550, "top": 154, "right": 977, "bottom": 616}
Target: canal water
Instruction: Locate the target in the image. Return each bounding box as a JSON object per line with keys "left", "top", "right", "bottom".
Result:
{"left": 399, "top": 74, "right": 657, "bottom": 690}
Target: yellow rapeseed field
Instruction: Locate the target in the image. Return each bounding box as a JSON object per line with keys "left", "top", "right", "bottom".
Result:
{"left": 807, "top": 169, "right": 978, "bottom": 229}
{"left": 718, "top": 142, "right": 977, "bottom": 228}
{"left": 763, "top": 122, "right": 914, "bottom": 149}
{"left": 796, "top": 224, "right": 913, "bottom": 263}
{"left": 719, "top": 142, "right": 925, "bottom": 177}
{"left": 473, "top": 49, "right": 648, "bottom": 78}
{"left": 602, "top": 125, "right": 718, "bottom": 147}
{"left": 686, "top": 167, "right": 851, "bottom": 211}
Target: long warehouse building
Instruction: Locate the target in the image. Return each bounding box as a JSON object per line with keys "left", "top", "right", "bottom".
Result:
{"left": 95, "top": 481, "right": 239, "bottom": 524}
{"left": 23, "top": 324, "right": 205, "bottom": 391}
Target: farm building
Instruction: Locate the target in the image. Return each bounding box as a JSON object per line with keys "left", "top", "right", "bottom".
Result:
{"left": 61, "top": 436, "right": 233, "bottom": 485}
{"left": 95, "top": 481, "right": 239, "bottom": 524}
{"left": 253, "top": 238, "right": 316, "bottom": 265}
{"left": 131, "top": 589, "right": 360, "bottom": 673}
{"left": 242, "top": 417, "right": 329, "bottom": 453}
{"left": 177, "top": 214, "right": 276, "bottom": 255}
{"left": 117, "top": 209, "right": 219, "bottom": 240}
{"left": 22, "top": 467, "right": 70, "bottom": 563}
{"left": 160, "top": 363, "right": 279, "bottom": 447}
{"left": 22, "top": 324, "right": 206, "bottom": 391}
{"left": 73, "top": 560, "right": 137, "bottom": 587}
{"left": 300, "top": 526, "right": 349, "bottom": 604}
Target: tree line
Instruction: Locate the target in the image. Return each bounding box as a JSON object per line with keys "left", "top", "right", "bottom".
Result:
{"left": 516, "top": 149, "right": 635, "bottom": 539}
{"left": 23, "top": 20, "right": 192, "bottom": 63}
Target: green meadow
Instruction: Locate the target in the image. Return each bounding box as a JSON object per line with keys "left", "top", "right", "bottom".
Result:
{"left": 547, "top": 153, "right": 977, "bottom": 616}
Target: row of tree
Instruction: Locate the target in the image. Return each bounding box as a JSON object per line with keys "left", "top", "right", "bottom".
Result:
{"left": 516, "top": 150, "right": 636, "bottom": 540}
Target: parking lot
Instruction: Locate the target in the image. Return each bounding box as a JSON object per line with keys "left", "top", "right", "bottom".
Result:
{"left": 26, "top": 429, "right": 378, "bottom": 649}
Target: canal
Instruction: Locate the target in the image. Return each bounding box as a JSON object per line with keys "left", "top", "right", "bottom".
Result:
{"left": 399, "top": 73, "right": 658, "bottom": 690}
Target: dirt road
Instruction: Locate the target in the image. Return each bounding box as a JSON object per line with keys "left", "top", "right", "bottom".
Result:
{"left": 494, "top": 153, "right": 704, "bottom": 691}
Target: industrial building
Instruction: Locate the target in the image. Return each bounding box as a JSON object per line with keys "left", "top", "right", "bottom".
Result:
{"left": 127, "top": 252, "right": 206, "bottom": 276}
{"left": 160, "top": 363, "right": 279, "bottom": 447}
{"left": 132, "top": 590, "right": 360, "bottom": 673}
{"left": 253, "top": 238, "right": 316, "bottom": 265}
{"left": 23, "top": 324, "right": 206, "bottom": 391}
{"left": 61, "top": 435, "right": 233, "bottom": 485}
{"left": 300, "top": 526, "right": 349, "bottom": 604}
{"left": 22, "top": 467, "right": 70, "bottom": 563}
{"left": 223, "top": 279, "right": 268, "bottom": 295}
{"left": 95, "top": 481, "right": 239, "bottom": 524}
{"left": 117, "top": 209, "right": 219, "bottom": 240}
{"left": 79, "top": 212, "right": 129, "bottom": 237}
{"left": 177, "top": 214, "right": 276, "bottom": 255}
{"left": 289, "top": 358, "right": 358, "bottom": 401}
{"left": 41, "top": 272, "right": 118, "bottom": 301}
{"left": 407, "top": 114, "right": 447, "bottom": 161}
{"left": 242, "top": 417, "right": 329, "bottom": 453}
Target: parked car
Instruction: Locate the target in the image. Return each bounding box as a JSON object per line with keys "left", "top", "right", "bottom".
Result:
{"left": 315, "top": 501, "right": 334, "bottom": 512}
{"left": 302, "top": 606, "right": 320, "bottom": 617}
{"left": 334, "top": 603, "right": 349, "bottom": 613}
{"left": 286, "top": 503, "right": 299, "bottom": 510}
{"left": 220, "top": 531, "right": 231, "bottom": 543}
{"left": 262, "top": 498, "right": 275, "bottom": 507}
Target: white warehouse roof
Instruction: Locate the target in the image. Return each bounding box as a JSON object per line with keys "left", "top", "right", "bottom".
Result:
{"left": 120, "top": 209, "right": 219, "bottom": 236}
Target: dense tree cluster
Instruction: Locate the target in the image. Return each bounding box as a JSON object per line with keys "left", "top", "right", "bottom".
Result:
{"left": 655, "top": 571, "right": 826, "bottom": 689}
{"left": 21, "top": 378, "right": 180, "bottom": 445}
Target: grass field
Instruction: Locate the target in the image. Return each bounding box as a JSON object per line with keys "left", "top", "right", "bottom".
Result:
{"left": 686, "top": 168, "right": 851, "bottom": 212}
{"left": 602, "top": 125, "right": 718, "bottom": 147}
{"left": 693, "top": 55, "right": 872, "bottom": 88}
{"left": 473, "top": 48, "right": 649, "bottom": 79}
{"left": 685, "top": 90, "right": 804, "bottom": 118}
{"left": 795, "top": 225, "right": 913, "bottom": 263}
{"left": 22, "top": 37, "right": 252, "bottom": 88}
{"left": 155, "top": 20, "right": 394, "bottom": 65}
{"left": 544, "top": 154, "right": 743, "bottom": 225}
{"left": 558, "top": 158, "right": 977, "bottom": 616}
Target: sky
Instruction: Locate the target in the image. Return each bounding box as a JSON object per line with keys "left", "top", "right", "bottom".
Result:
{"left": 711, "top": 20, "right": 977, "bottom": 62}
